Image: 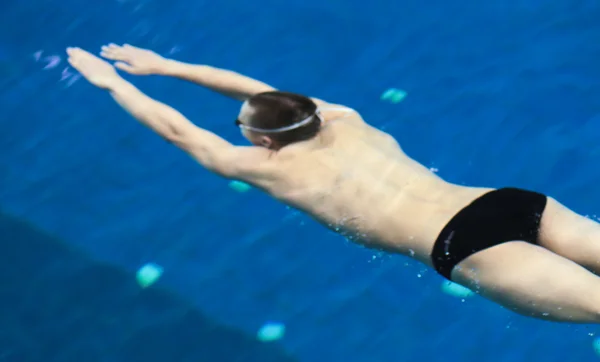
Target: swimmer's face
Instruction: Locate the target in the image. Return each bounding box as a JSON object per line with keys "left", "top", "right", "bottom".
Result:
{"left": 236, "top": 102, "right": 273, "bottom": 148}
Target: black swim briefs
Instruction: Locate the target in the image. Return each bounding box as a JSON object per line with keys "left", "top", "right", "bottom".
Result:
{"left": 431, "top": 187, "right": 548, "bottom": 280}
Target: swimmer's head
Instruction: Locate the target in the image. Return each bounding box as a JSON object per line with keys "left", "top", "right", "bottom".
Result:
{"left": 235, "top": 91, "right": 322, "bottom": 150}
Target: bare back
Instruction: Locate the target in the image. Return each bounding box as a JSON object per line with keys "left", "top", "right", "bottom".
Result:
{"left": 262, "top": 108, "right": 493, "bottom": 266}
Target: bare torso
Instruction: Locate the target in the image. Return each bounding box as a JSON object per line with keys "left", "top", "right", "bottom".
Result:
{"left": 263, "top": 108, "right": 494, "bottom": 266}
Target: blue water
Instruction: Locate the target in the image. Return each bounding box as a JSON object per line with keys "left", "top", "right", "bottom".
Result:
{"left": 2, "top": 0, "right": 600, "bottom": 360}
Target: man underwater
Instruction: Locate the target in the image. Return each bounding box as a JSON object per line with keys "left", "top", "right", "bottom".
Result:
{"left": 67, "top": 44, "right": 600, "bottom": 324}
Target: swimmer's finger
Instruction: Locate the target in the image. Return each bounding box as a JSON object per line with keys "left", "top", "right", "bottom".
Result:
{"left": 66, "top": 47, "right": 84, "bottom": 59}
{"left": 114, "top": 61, "right": 137, "bottom": 74}
{"left": 100, "top": 50, "right": 117, "bottom": 60}
{"left": 101, "top": 45, "right": 130, "bottom": 59}
{"left": 67, "top": 57, "right": 82, "bottom": 72}
{"left": 100, "top": 50, "right": 127, "bottom": 62}
{"left": 100, "top": 46, "right": 118, "bottom": 57}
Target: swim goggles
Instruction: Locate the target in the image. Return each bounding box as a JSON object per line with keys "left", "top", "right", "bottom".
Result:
{"left": 235, "top": 109, "right": 323, "bottom": 134}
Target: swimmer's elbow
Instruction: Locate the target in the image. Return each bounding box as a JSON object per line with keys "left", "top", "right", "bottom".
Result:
{"left": 186, "top": 145, "right": 237, "bottom": 177}
{"left": 206, "top": 149, "right": 238, "bottom": 177}
{"left": 169, "top": 132, "right": 238, "bottom": 176}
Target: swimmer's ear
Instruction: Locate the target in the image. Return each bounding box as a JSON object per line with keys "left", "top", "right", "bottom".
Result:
{"left": 259, "top": 136, "right": 272, "bottom": 148}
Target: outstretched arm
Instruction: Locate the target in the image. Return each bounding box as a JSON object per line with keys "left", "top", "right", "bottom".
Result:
{"left": 108, "top": 80, "right": 237, "bottom": 174}
{"left": 67, "top": 47, "right": 273, "bottom": 181}
{"left": 100, "top": 44, "right": 276, "bottom": 101}
{"left": 161, "top": 61, "right": 276, "bottom": 101}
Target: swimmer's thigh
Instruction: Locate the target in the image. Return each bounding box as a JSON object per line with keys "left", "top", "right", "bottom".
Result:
{"left": 538, "top": 197, "right": 600, "bottom": 273}
{"left": 451, "top": 241, "right": 600, "bottom": 323}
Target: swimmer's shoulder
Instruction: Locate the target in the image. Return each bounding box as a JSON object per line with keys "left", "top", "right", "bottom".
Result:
{"left": 222, "top": 146, "right": 285, "bottom": 190}
{"left": 310, "top": 98, "right": 365, "bottom": 124}
{"left": 229, "top": 144, "right": 314, "bottom": 194}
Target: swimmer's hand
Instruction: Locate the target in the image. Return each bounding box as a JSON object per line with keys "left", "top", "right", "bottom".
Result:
{"left": 66, "top": 47, "right": 123, "bottom": 89}
{"left": 100, "top": 43, "right": 275, "bottom": 101}
{"left": 100, "top": 44, "right": 167, "bottom": 75}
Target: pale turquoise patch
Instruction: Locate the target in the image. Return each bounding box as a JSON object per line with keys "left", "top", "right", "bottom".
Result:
{"left": 593, "top": 337, "right": 600, "bottom": 356}
{"left": 136, "top": 263, "right": 164, "bottom": 288}
{"left": 257, "top": 322, "right": 286, "bottom": 342}
{"left": 380, "top": 88, "right": 407, "bottom": 104}
{"left": 229, "top": 180, "right": 252, "bottom": 193}
{"left": 440, "top": 281, "right": 474, "bottom": 299}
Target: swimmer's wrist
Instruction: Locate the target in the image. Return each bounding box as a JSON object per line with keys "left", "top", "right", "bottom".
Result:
{"left": 157, "top": 59, "right": 189, "bottom": 76}
{"left": 158, "top": 60, "right": 216, "bottom": 79}
{"left": 105, "top": 77, "right": 133, "bottom": 92}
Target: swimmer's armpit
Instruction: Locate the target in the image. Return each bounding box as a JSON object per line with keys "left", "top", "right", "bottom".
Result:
{"left": 107, "top": 80, "right": 255, "bottom": 176}
{"left": 161, "top": 61, "right": 276, "bottom": 101}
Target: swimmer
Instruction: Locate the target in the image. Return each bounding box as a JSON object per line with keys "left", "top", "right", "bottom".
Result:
{"left": 67, "top": 45, "right": 600, "bottom": 324}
